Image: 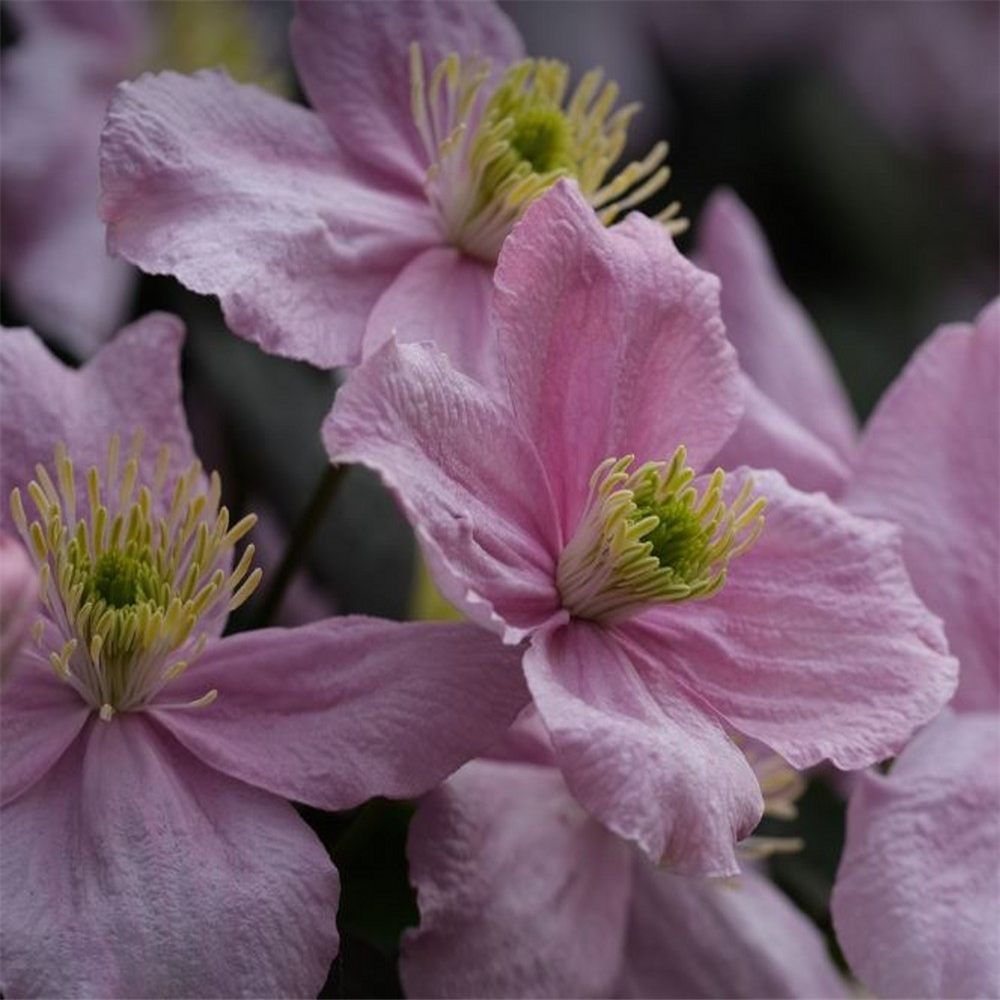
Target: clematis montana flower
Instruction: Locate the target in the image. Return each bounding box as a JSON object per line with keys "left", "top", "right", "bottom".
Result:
{"left": 99, "top": 0, "right": 681, "bottom": 386}
{"left": 0, "top": 532, "right": 38, "bottom": 683}
{"left": 0, "top": 315, "right": 528, "bottom": 997}
{"left": 402, "top": 713, "right": 849, "bottom": 999}
{"left": 323, "top": 181, "right": 957, "bottom": 876}
{"left": 831, "top": 302, "right": 1000, "bottom": 999}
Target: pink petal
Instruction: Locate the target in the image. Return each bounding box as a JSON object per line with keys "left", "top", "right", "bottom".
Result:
{"left": 290, "top": 0, "right": 524, "bottom": 192}
{"left": 831, "top": 712, "right": 1000, "bottom": 999}
{"left": 846, "top": 301, "right": 999, "bottom": 711}
{"left": 0, "top": 532, "right": 39, "bottom": 680}
{"left": 0, "top": 715, "right": 340, "bottom": 997}
{"left": 523, "top": 620, "right": 763, "bottom": 876}
{"left": 0, "top": 315, "right": 196, "bottom": 533}
{"left": 402, "top": 758, "right": 633, "bottom": 998}
{"left": 0, "top": 622, "right": 90, "bottom": 805}
{"left": 622, "top": 469, "right": 958, "bottom": 770}
{"left": 323, "top": 340, "right": 562, "bottom": 639}
{"left": 617, "top": 859, "right": 849, "bottom": 998}
{"left": 364, "top": 246, "right": 500, "bottom": 388}
{"left": 695, "top": 189, "right": 857, "bottom": 459}
{"left": 495, "top": 182, "right": 742, "bottom": 534}
{"left": 151, "top": 617, "right": 529, "bottom": 810}
{"left": 100, "top": 69, "right": 439, "bottom": 369}
{"left": 714, "top": 373, "right": 852, "bottom": 496}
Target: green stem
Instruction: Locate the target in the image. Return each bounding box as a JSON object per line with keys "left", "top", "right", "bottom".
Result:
{"left": 254, "top": 463, "right": 347, "bottom": 627}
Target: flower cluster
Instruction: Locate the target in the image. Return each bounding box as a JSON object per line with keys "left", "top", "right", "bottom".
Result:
{"left": 1, "top": 2, "right": 995, "bottom": 998}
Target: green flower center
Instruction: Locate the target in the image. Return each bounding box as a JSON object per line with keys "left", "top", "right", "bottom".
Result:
{"left": 557, "top": 448, "right": 766, "bottom": 623}
{"left": 410, "top": 46, "right": 686, "bottom": 262}
{"left": 9, "top": 431, "right": 261, "bottom": 719}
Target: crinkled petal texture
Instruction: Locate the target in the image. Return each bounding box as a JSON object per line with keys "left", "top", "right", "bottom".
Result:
{"left": 621, "top": 470, "right": 957, "bottom": 770}
{"left": 616, "top": 859, "right": 849, "bottom": 999}
{"left": 831, "top": 712, "right": 1000, "bottom": 999}
{"left": 0, "top": 715, "right": 340, "bottom": 999}
{"left": 495, "top": 182, "right": 743, "bottom": 533}
{"left": 324, "top": 339, "right": 562, "bottom": 640}
{"left": 290, "top": 0, "right": 524, "bottom": 192}
{"left": 524, "top": 621, "right": 762, "bottom": 876}
{"left": 695, "top": 189, "right": 857, "bottom": 470}
{"left": 363, "top": 246, "right": 498, "bottom": 386}
{"left": 0, "top": 316, "right": 198, "bottom": 528}
{"left": 846, "top": 301, "right": 999, "bottom": 711}
{"left": 151, "top": 617, "right": 530, "bottom": 810}
{"left": 403, "top": 758, "right": 634, "bottom": 999}
{"left": 100, "top": 69, "right": 440, "bottom": 369}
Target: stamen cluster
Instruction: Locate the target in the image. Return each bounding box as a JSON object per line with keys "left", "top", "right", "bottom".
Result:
{"left": 410, "top": 44, "right": 685, "bottom": 262}
{"left": 9, "top": 430, "right": 261, "bottom": 719}
{"left": 557, "top": 448, "right": 766, "bottom": 623}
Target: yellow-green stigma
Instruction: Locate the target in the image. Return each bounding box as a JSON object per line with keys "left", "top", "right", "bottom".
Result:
{"left": 410, "top": 45, "right": 686, "bottom": 262}
{"left": 9, "top": 430, "right": 262, "bottom": 720}
{"left": 556, "top": 449, "right": 766, "bottom": 624}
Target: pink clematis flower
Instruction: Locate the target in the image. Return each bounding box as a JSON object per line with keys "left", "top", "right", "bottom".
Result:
{"left": 323, "top": 180, "right": 957, "bottom": 876}
{"left": 99, "top": 0, "right": 681, "bottom": 386}
{"left": 831, "top": 303, "right": 1000, "bottom": 999}
{"left": 0, "top": 532, "right": 38, "bottom": 683}
{"left": 402, "top": 714, "right": 849, "bottom": 999}
{"left": 0, "top": 315, "right": 528, "bottom": 997}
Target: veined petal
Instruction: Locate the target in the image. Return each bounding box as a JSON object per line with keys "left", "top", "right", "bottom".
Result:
{"left": 0, "top": 316, "right": 195, "bottom": 533}
{"left": 714, "top": 373, "right": 852, "bottom": 496}
{"left": 832, "top": 712, "right": 1000, "bottom": 999}
{"left": 363, "top": 246, "right": 499, "bottom": 388}
{"left": 402, "top": 759, "right": 633, "bottom": 999}
{"left": 151, "top": 617, "right": 530, "bottom": 810}
{"left": 695, "top": 189, "right": 857, "bottom": 459}
{"left": 0, "top": 621, "right": 90, "bottom": 805}
{"left": 290, "top": 0, "right": 524, "bottom": 192}
{"left": 846, "top": 301, "right": 999, "bottom": 711}
{"left": 100, "top": 69, "right": 439, "bottom": 369}
{"left": 495, "top": 182, "right": 741, "bottom": 536}
{"left": 0, "top": 715, "right": 340, "bottom": 998}
{"left": 622, "top": 469, "right": 958, "bottom": 770}
{"left": 617, "top": 857, "right": 849, "bottom": 998}
{"left": 323, "top": 339, "right": 562, "bottom": 639}
{"left": 523, "top": 620, "right": 762, "bottom": 876}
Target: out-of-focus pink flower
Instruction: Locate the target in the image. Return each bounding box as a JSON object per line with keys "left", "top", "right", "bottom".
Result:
{"left": 0, "top": 315, "right": 528, "bottom": 997}
{"left": 0, "top": 533, "right": 38, "bottom": 683}
{"left": 831, "top": 303, "right": 1000, "bottom": 999}
{"left": 402, "top": 715, "right": 848, "bottom": 999}
{"left": 1, "top": 0, "right": 289, "bottom": 359}
{"left": 99, "top": 0, "right": 681, "bottom": 386}
{"left": 323, "top": 180, "right": 957, "bottom": 877}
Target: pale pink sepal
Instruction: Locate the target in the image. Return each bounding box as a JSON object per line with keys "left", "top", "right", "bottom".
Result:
{"left": 695, "top": 189, "right": 857, "bottom": 461}
{"left": 402, "top": 759, "right": 633, "bottom": 999}
{"left": 290, "top": 0, "right": 524, "bottom": 193}
{"left": 523, "top": 620, "right": 763, "bottom": 876}
{"left": 617, "top": 858, "right": 849, "bottom": 998}
{"left": 846, "top": 300, "right": 999, "bottom": 711}
{"left": 324, "top": 340, "right": 562, "bottom": 640}
{"left": 364, "top": 246, "right": 499, "bottom": 387}
{"left": 100, "top": 70, "right": 440, "bottom": 369}
{"left": 623, "top": 468, "right": 958, "bottom": 770}
{"left": 832, "top": 712, "right": 1000, "bottom": 999}
{"left": 0, "top": 715, "right": 340, "bottom": 998}
{"left": 0, "top": 533, "right": 39, "bottom": 683}
{"left": 151, "top": 617, "right": 530, "bottom": 810}
{"left": 494, "top": 182, "right": 743, "bottom": 533}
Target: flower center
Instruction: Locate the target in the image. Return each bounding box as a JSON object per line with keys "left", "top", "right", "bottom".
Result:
{"left": 556, "top": 449, "right": 766, "bottom": 623}
{"left": 9, "top": 430, "right": 261, "bottom": 719}
{"left": 410, "top": 45, "right": 686, "bottom": 262}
